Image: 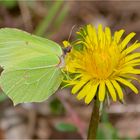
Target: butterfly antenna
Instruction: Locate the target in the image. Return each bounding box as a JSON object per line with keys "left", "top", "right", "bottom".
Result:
{"left": 63, "top": 25, "right": 77, "bottom": 55}
{"left": 68, "top": 25, "right": 76, "bottom": 41}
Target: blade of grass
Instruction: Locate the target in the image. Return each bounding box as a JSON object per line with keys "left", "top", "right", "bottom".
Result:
{"left": 54, "top": 3, "right": 69, "bottom": 29}
{"left": 34, "top": 0, "right": 64, "bottom": 36}
{"left": 46, "top": 3, "right": 69, "bottom": 38}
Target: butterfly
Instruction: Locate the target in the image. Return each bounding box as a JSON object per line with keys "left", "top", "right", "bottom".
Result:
{"left": 0, "top": 28, "right": 69, "bottom": 105}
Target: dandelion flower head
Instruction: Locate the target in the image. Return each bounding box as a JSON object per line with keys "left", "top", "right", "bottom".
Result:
{"left": 63, "top": 24, "right": 140, "bottom": 104}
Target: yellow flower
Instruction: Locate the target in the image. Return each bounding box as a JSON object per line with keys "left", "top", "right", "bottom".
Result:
{"left": 64, "top": 24, "right": 140, "bottom": 104}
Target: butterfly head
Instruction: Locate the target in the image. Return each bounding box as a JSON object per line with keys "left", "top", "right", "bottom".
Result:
{"left": 62, "top": 41, "right": 72, "bottom": 55}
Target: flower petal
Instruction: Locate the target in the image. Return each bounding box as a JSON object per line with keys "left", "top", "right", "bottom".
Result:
{"left": 87, "top": 24, "right": 97, "bottom": 45}
{"left": 105, "top": 27, "right": 111, "bottom": 44}
{"left": 124, "top": 59, "right": 140, "bottom": 66}
{"left": 77, "top": 82, "right": 91, "bottom": 100}
{"left": 128, "top": 69, "right": 140, "bottom": 74}
{"left": 71, "top": 79, "right": 89, "bottom": 94}
{"left": 116, "top": 77, "right": 138, "bottom": 94}
{"left": 120, "top": 32, "right": 135, "bottom": 51}
{"left": 114, "top": 29, "right": 124, "bottom": 43}
{"left": 125, "top": 53, "right": 140, "bottom": 62}
{"left": 98, "top": 81, "right": 106, "bottom": 101}
{"left": 85, "top": 82, "right": 99, "bottom": 104}
{"left": 98, "top": 24, "right": 103, "bottom": 38}
{"left": 105, "top": 80, "right": 117, "bottom": 101}
{"left": 98, "top": 24, "right": 106, "bottom": 48}
{"left": 111, "top": 80, "right": 123, "bottom": 100}
{"left": 123, "top": 42, "right": 140, "bottom": 55}
{"left": 115, "top": 67, "right": 140, "bottom": 75}
{"left": 116, "top": 66, "right": 133, "bottom": 75}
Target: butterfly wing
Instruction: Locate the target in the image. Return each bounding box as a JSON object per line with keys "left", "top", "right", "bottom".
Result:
{"left": 0, "top": 28, "right": 63, "bottom": 68}
{"left": 0, "top": 28, "right": 63, "bottom": 105}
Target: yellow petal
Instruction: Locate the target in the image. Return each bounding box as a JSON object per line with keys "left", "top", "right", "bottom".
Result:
{"left": 87, "top": 24, "right": 97, "bottom": 45}
{"left": 121, "top": 75, "right": 140, "bottom": 84}
{"left": 98, "top": 81, "right": 106, "bottom": 101}
{"left": 124, "top": 59, "right": 140, "bottom": 66}
{"left": 116, "top": 77, "right": 138, "bottom": 94}
{"left": 117, "top": 67, "right": 134, "bottom": 75}
{"left": 120, "top": 32, "right": 135, "bottom": 51}
{"left": 125, "top": 53, "right": 140, "bottom": 62}
{"left": 116, "top": 67, "right": 140, "bottom": 76}
{"left": 105, "top": 80, "right": 117, "bottom": 101}
{"left": 129, "top": 69, "right": 140, "bottom": 74}
{"left": 98, "top": 25, "right": 103, "bottom": 41}
{"left": 85, "top": 82, "right": 99, "bottom": 104}
{"left": 122, "top": 42, "right": 140, "bottom": 55}
{"left": 77, "top": 82, "right": 91, "bottom": 100}
{"left": 123, "top": 63, "right": 140, "bottom": 67}
{"left": 111, "top": 80, "right": 123, "bottom": 100}
{"left": 114, "top": 29, "right": 124, "bottom": 43}
{"left": 98, "top": 24, "right": 105, "bottom": 48}
{"left": 105, "top": 27, "right": 111, "bottom": 44}
{"left": 71, "top": 79, "right": 88, "bottom": 94}
{"left": 98, "top": 24, "right": 103, "bottom": 37}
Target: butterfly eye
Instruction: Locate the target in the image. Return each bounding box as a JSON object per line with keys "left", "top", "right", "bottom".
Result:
{"left": 63, "top": 46, "right": 72, "bottom": 55}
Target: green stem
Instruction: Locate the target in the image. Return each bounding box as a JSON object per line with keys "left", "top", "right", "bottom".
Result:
{"left": 87, "top": 99, "right": 100, "bottom": 140}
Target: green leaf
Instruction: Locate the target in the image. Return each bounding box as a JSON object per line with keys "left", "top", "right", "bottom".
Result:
{"left": 55, "top": 122, "right": 77, "bottom": 132}
{"left": 0, "top": 0, "right": 17, "bottom": 9}
{"left": 49, "top": 98, "right": 65, "bottom": 115}
{"left": 0, "top": 28, "right": 64, "bottom": 105}
{"left": 97, "top": 123, "right": 119, "bottom": 139}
